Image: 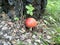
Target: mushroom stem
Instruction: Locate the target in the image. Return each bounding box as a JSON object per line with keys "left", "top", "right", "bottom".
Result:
{"left": 30, "top": 27, "right": 32, "bottom": 31}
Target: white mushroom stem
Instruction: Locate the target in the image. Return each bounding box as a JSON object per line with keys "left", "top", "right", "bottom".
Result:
{"left": 30, "top": 27, "right": 33, "bottom": 31}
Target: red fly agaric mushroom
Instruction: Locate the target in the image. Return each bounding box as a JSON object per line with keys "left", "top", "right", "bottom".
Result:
{"left": 25, "top": 18, "right": 37, "bottom": 28}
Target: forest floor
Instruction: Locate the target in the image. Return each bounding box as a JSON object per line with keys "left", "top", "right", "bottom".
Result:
{"left": 0, "top": 13, "right": 55, "bottom": 45}
{"left": 0, "top": 0, "right": 60, "bottom": 45}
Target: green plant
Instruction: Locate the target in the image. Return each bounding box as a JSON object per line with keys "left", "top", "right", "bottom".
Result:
{"left": 14, "top": 17, "right": 19, "bottom": 21}
{"left": 43, "top": 0, "right": 60, "bottom": 45}
{"left": 39, "top": 35, "right": 49, "bottom": 45}
{"left": 46, "top": 0, "right": 60, "bottom": 22}
{"left": 53, "top": 34, "right": 60, "bottom": 44}
{"left": 25, "top": 4, "right": 35, "bottom": 16}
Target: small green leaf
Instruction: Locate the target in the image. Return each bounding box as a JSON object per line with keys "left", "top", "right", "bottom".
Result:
{"left": 30, "top": 7, "right": 34, "bottom": 11}
{"left": 44, "top": 20, "right": 50, "bottom": 25}
{"left": 30, "top": 12, "right": 33, "bottom": 16}
{"left": 14, "top": 17, "right": 19, "bottom": 21}
{"left": 29, "top": 4, "right": 32, "bottom": 7}
{"left": 25, "top": 6, "right": 30, "bottom": 9}
{"left": 27, "top": 11, "right": 30, "bottom": 14}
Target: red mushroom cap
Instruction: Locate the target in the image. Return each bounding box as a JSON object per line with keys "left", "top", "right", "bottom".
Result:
{"left": 25, "top": 18, "right": 37, "bottom": 28}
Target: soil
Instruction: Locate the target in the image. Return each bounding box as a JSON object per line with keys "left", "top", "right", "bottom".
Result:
{"left": 0, "top": 13, "right": 53, "bottom": 45}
